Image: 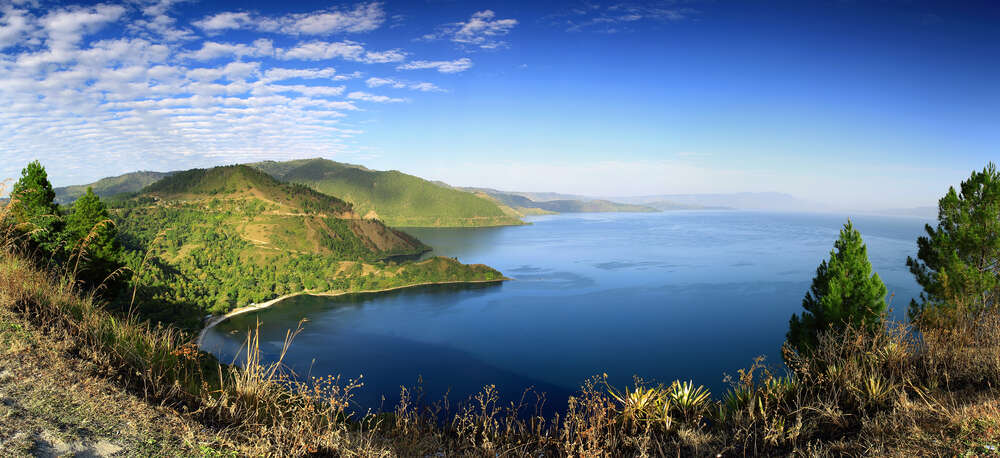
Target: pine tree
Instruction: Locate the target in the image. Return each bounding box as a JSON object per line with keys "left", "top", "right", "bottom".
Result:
{"left": 906, "top": 163, "right": 1000, "bottom": 325}
{"left": 64, "top": 187, "right": 121, "bottom": 290}
{"left": 10, "top": 160, "right": 63, "bottom": 252}
{"left": 788, "top": 220, "right": 887, "bottom": 354}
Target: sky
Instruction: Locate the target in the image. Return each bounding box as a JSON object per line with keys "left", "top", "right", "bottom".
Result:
{"left": 0, "top": 0, "right": 997, "bottom": 210}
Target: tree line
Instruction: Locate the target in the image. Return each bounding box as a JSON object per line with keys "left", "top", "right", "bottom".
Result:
{"left": 2, "top": 161, "right": 500, "bottom": 329}
{"left": 787, "top": 163, "right": 1000, "bottom": 355}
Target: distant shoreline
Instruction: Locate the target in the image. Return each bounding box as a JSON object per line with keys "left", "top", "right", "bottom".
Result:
{"left": 195, "top": 278, "right": 508, "bottom": 348}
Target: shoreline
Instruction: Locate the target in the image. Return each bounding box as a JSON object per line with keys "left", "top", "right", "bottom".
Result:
{"left": 195, "top": 278, "right": 508, "bottom": 348}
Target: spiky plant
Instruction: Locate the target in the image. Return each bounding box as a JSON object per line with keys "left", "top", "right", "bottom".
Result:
{"left": 607, "top": 384, "right": 660, "bottom": 423}
{"left": 667, "top": 380, "right": 711, "bottom": 422}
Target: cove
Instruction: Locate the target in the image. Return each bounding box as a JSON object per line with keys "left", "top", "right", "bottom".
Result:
{"left": 199, "top": 211, "right": 928, "bottom": 412}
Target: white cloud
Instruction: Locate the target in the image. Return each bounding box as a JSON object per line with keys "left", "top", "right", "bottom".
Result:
{"left": 191, "top": 12, "right": 253, "bottom": 33}
{"left": 129, "top": 0, "right": 195, "bottom": 42}
{"left": 40, "top": 4, "right": 126, "bottom": 48}
{"left": 423, "top": 10, "right": 517, "bottom": 50}
{"left": 347, "top": 91, "right": 406, "bottom": 103}
{"left": 0, "top": 1, "right": 475, "bottom": 185}
{"left": 268, "top": 84, "right": 346, "bottom": 97}
{"left": 262, "top": 67, "right": 339, "bottom": 82}
{"left": 187, "top": 61, "right": 260, "bottom": 82}
{"left": 362, "top": 48, "right": 406, "bottom": 63}
{"left": 284, "top": 2, "right": 385, "bottom": 34}
{"left": 193, "top": 2, "right": 385, "bottom": 35}
{"left": 277, "top": 40, "right": 406, "bottom": 65}
{"left": 181, "top": 39, "right": 274, "bottom": 60}
{"left": 0, "top": 7, "right": 32, "bottom": 50}
{"left": 366, "top": 77, "right": 442, "bottom": 92}
{"left": 280, "top": 40, "right": 365, "bottom": 60}
{"left": 553, "top": 3, "right": 695, "bottom": 33}
{"left": 397, "top": 58, "right": 473, "bottom": 73}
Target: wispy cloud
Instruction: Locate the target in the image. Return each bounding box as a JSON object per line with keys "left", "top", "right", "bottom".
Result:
{"left": 552, "top": 2, "right": 696, "bottom": 33}
{"left": 0, "top": 1, "right": 464, "bottom": 184}
{"left": 397, "top": 57, "right": 473, "bottom": 73}
{"left": 365, "top": 77, "right": 443, "bottom": 92}
{"left": 0, "top": 6, "right": 32, "bottom": 50}
{"left": 347, "top": 91, "right": 406, "bottom": 103}
{"left": 275, "top": 40, "right": 406, "bottom": 63}
{"left": 193, "top": 2, "right": 385, "bottom": 35}
{"left": 422, "top": 10, "right": 518, "bottom": 50}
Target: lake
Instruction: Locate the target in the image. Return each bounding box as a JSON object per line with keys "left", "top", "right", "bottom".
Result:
{"left": 200, "top": 211, "right": 929, "bottom": 412}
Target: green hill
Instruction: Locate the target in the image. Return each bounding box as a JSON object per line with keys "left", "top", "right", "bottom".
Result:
{"left": 54, "top": 171, "right": 173, "bottom": 205}
{"left": 249, "top": 158, "right": 525, "bottom": 227}
{"left": 123, "top": 165, "right": 426, "bottom": 260}
{"left": 110, "top": 165, "right": 503, "bottom": 316}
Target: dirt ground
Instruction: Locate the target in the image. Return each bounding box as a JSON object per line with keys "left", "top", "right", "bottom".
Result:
{"left": 0, "top": 307, "right": 235, "bottom": 457}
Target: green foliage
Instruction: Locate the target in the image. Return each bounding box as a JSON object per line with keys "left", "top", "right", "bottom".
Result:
{"left": 251, "top": 158, "right": 523, "bottom": 227}
{"left": 64, "top": 188, "right": 123, "bottom": 290}
{"left": 10, "top": 160, "right": 63, "bottom": 252}
{"left": 102, "top": 166, "right": 498, "bottom": 324}
{"left": 907, "top": 163, "right": 1000, "bottom": 324}
{"left": 145, "top": 165, "right": 353, "bottom": 215}
{"left": 788, "top": 220, "right": 887, "bottom": 354}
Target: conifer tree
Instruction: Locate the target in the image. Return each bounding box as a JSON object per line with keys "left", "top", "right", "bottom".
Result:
{"left": 788, "top": 220, "right": 887, "bottom": 354}
{"left": 907, "top": 163, "right": 1000, "bottom": 324}
{"left": 65, "top": 187, "right": 121, "bottom": 290}
{"left": 10, "top": 160, "right": 63, "bottom": 252}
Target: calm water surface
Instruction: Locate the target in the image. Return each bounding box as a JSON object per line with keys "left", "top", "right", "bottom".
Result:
{"left": 201, "top": 211, "right": 928, "bottom": 411}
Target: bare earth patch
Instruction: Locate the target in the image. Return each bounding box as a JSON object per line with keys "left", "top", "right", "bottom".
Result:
{"left": 0, "top": 308, "right": 232, "bottom": 456}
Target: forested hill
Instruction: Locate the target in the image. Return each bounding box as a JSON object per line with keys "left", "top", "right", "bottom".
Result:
{"left": 118, "top": 165, "right": 425, "bottom": 259}
{"left": 141, "top": 165, "right": 356, "bottom": 217}
{"left": 105, "top": 165, "right": 508, "bottom": 318}
{"left": 249, "top": 158, "right": 525, "bottom": 228}
{"left": 54, "top": 171, "right": 173, "bottom": 204}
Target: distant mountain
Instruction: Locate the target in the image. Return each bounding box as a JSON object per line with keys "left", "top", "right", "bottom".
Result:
{"left": 505, "top": 191, "right": 594, "bottom": 202}
{"left": 54, "top": 171, "right": 174, "bottom": 205}
{"left": 615, "top": 192, "right": 824, "bottom": 212}
{"left": 249, "top": 158, "right": 524, "bottom": 228}
{"left": 464, "top": 188, "right": 659, "bottom": 214}
{"left": 642, "top": 201, "right": 731, "bottom": 211}
{"left": 873, "top": 206, "right": 937, "bottom": 219}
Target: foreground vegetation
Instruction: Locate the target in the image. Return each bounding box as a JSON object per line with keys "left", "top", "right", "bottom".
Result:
{"left": 3, "top": 218, "right": 1000, "bottom": 455}
{"left": 1, "top": 163, "right": 999, "bottom": 455}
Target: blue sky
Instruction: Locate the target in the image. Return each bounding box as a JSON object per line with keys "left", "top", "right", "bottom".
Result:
{"left": 0, "top": 0, "right": 996, "bottom": 210}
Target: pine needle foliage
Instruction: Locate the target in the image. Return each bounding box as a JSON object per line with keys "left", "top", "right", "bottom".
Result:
{"left": 907, "top": 162, "right": 1000, "bottom": 325}
{"left": 9, "top": 160, "right": 63, "bottom": 252}
{"left": 787, "top": 220, "right": 887, "bottom": 354}
{"left": 65, "top": 187, "right": 123, "bottom": 291}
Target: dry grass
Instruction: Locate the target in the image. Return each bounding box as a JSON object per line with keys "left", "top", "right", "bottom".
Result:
{"left": 1, "top": 204, "right": 999, "bottom": 455}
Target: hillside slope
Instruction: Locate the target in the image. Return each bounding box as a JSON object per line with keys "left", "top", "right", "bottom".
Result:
{"left": 130, "top": 165, "right": 426, "bottom": 259}
{"left": 107, "top": 165, "right": 503, "bottom": 316}
{"left": 54, "top": 171, "right": 173, "bottom": 205}
{"left": 250, "top": 158, "right": 524, "bottom": 227}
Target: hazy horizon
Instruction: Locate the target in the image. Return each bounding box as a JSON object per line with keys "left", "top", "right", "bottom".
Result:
{"left": 2, "top": 1, "right": 997, "bottom": 210}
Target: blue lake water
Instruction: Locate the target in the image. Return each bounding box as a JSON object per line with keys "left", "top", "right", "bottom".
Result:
{"left": 200, "top": 211, "right": 929, "bottom": 412}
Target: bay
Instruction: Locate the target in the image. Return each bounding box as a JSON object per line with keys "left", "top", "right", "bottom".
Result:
{"left": 200, "top": 211, "right": 928, "bottom": 411}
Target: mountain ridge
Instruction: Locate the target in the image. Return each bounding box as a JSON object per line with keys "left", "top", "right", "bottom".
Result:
{"left": 108, "top": 164, "right": 504, "bottom": 316}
